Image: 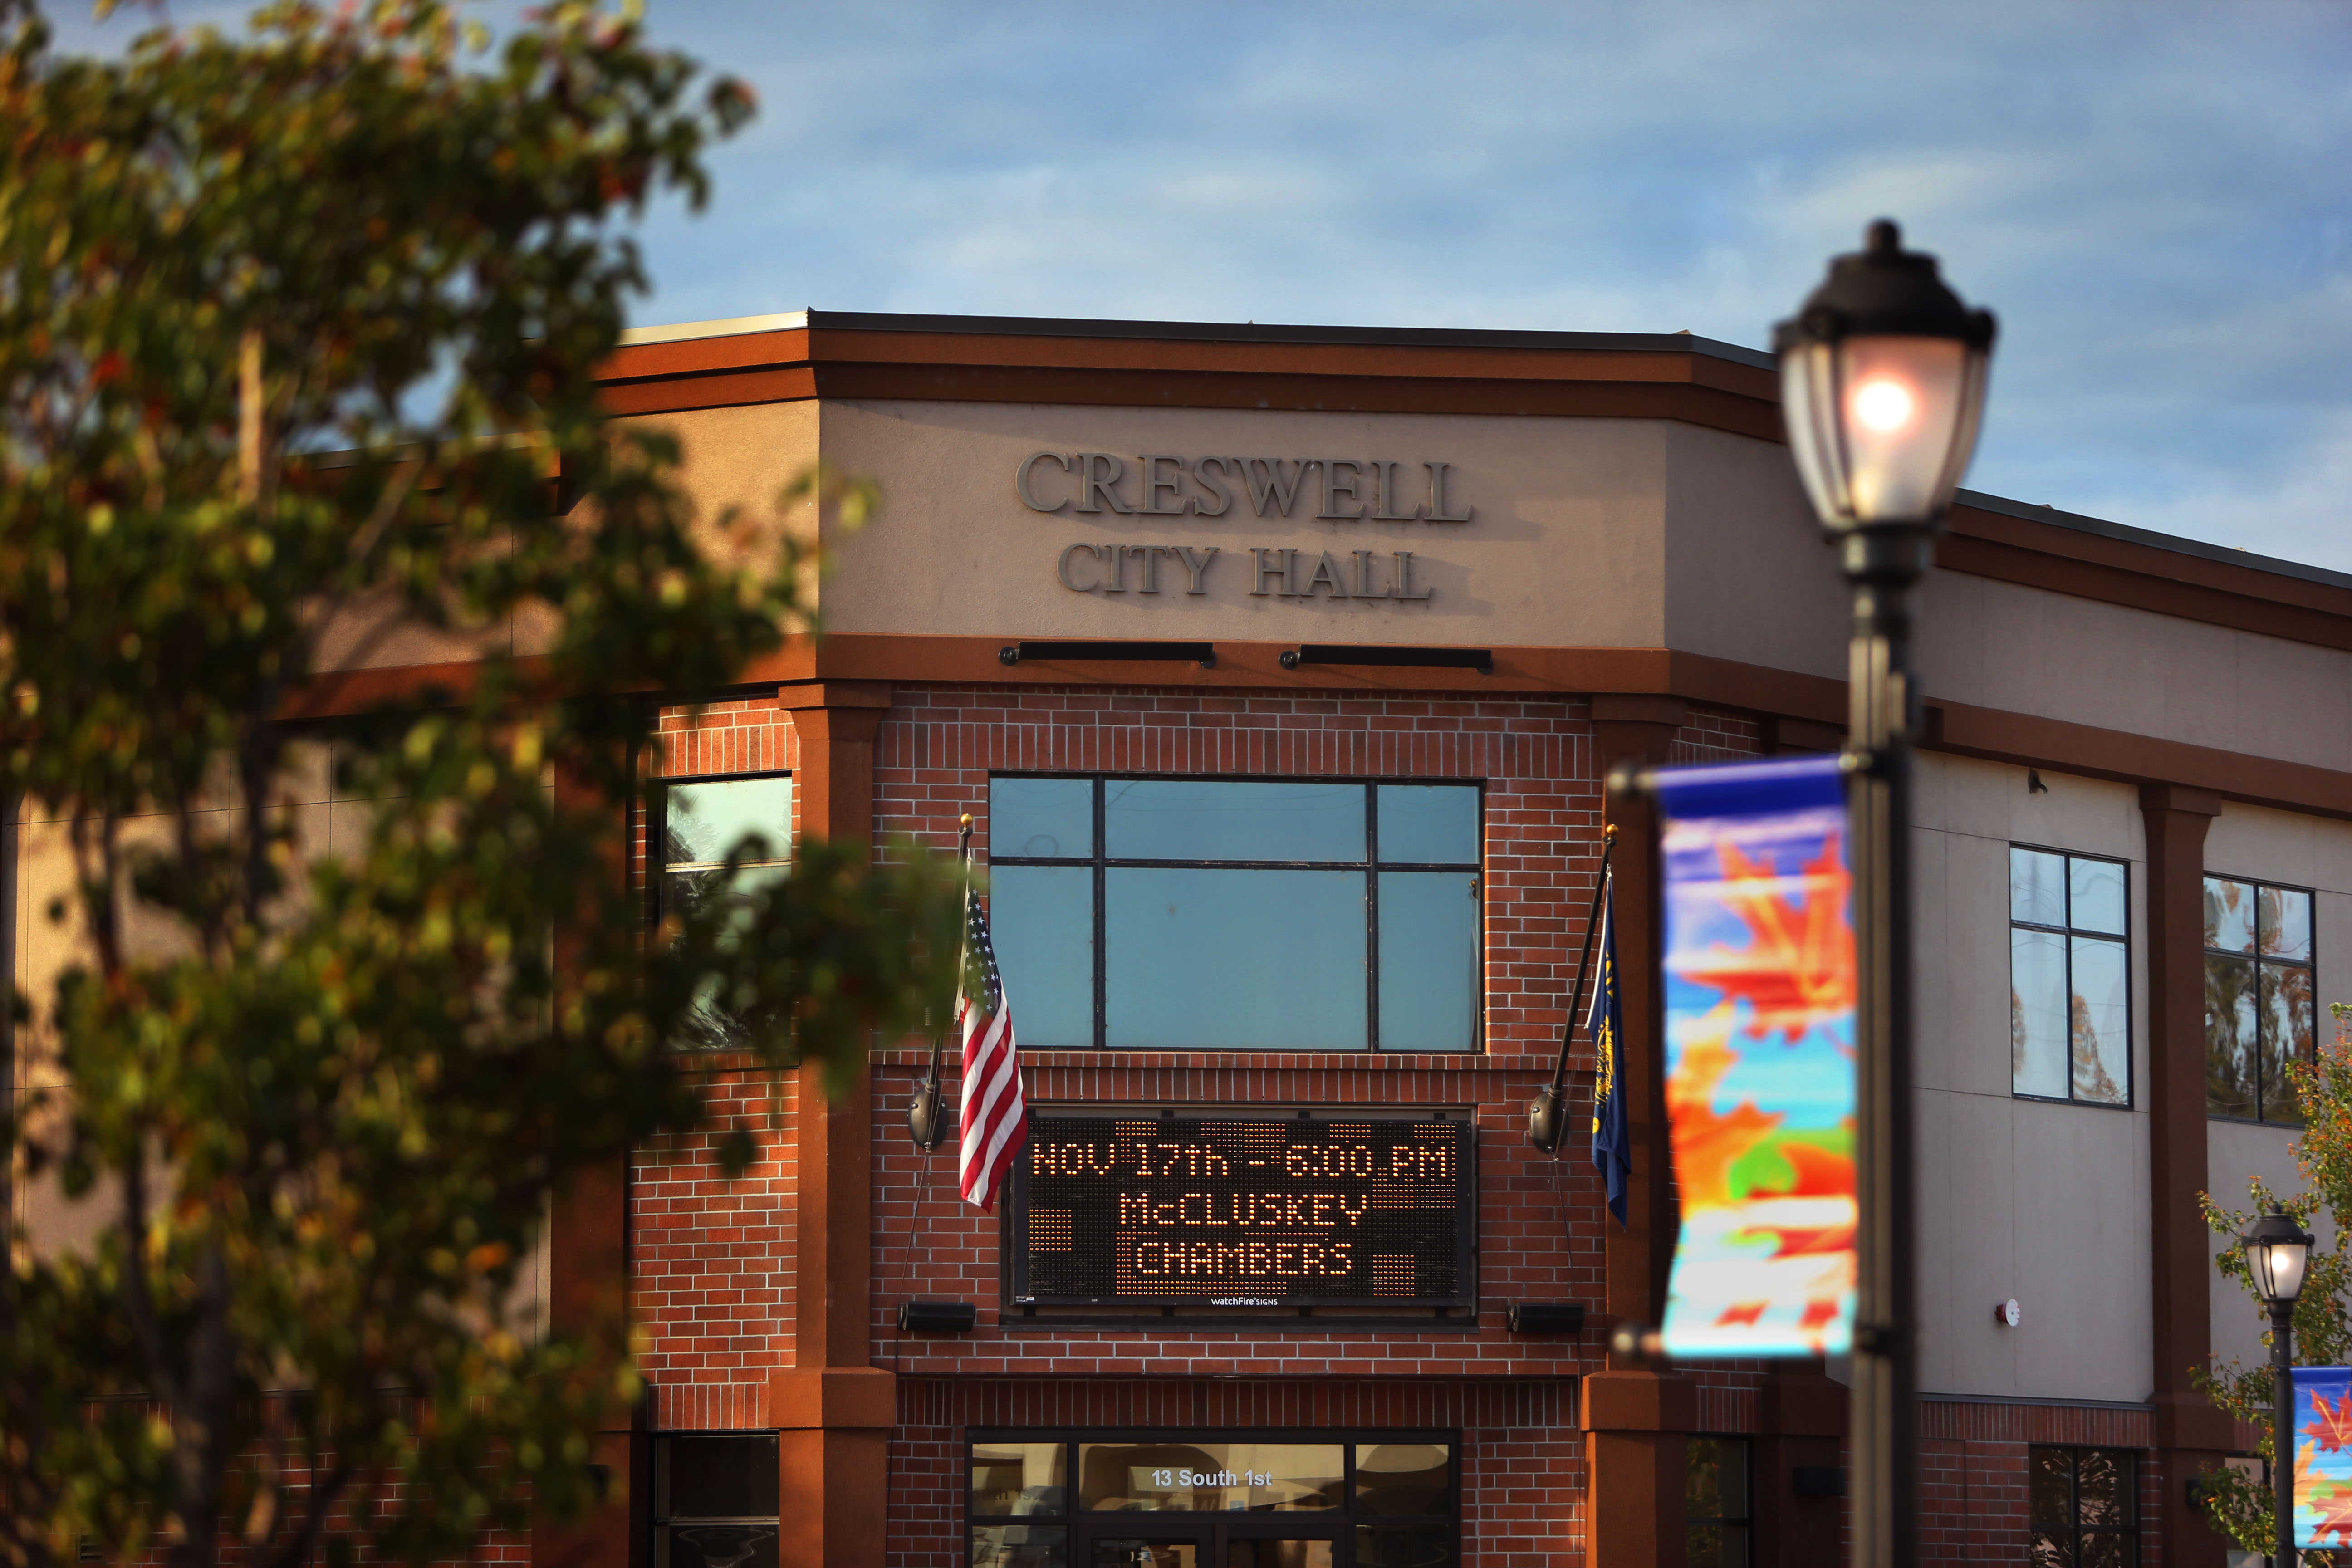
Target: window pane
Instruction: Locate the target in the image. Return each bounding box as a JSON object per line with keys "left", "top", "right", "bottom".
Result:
{"left": 1686, "top": 1436, "right": 1725, "bottom": 1522}
{"left": 2262, "top": 963, "right": 2315, "bottom": 1126}
{"left": 973, "top": 1524, "right": 1067, "bottom": 1568}
{"left": 1376, "top": 784, "right": 1480, "bottom": 865}
{"left": 989, "top": 866, "right": 1096, "bottom": 1049}
{"left": 2263, "top": 886, "right": 2313, "bottom": 963}
{"left": 2028, "top": 1534, "right": 2069, "bottom": 1568}
{"left": 1687, "top": 1524, "right": 1729, "bottom": 1568}
{"left": 992, "top": 777, "right": 1093, "bottom": 860}
{"left": 2029, "top": 1447, "right": 2074, "bottom": 1527}
{"left": 1223, "top": 1542, "right": 1332, "bottom": 1568}
{"left": 2069, "top": 937, "right": 2130, "bottom": 1105}
{"left": 2069, "top": 858, "right": 2127, "bottom": 936}
{"left": 1106, "top": 868, "right": 1367, "bottom": 1050}
{"left": 1105, "top": 779, "right": 1365, "bottom": 862}
{"left": 2074, "top": 1449, "right": 2133, "bottom": 1526}
{"left": 1087, "top": 1544, "right": 1189, "bottom": 1568}
{"left": 2206, "top": 877, "right": 2255, "bottom": 955}
{"left": 1355, "top": 1443, "right": 1454, "bottom": 1516}
{"left": 1378, "top": 872, "right": 1478, "bottom": 1052}
{"left": 2206, "top": 955, "right": 2259, "bottom": 1118}
{"left": 1077, "top": 1441, "right": 1343, "bottom": 1512}
{"left": 2013, "top": 928, "right": 2069, "bottom": 1098}
{"left": 2013, "top": 848, "right": 2067, "bottom": 926}
{"left": 1354, "top": 1526, "right": 1455, "bottom": 1568}
{"left": 972, "top": 1441, "right": 1068, "bottom": 1518}
{"left": 658, "top": 1525, "right": 777, "bottom": 1568}
{"left": 665, "top": 778, "right": 792, "bottom": 867}
{"left": 2075, "top": 1534, "right": 2130, "bottom": 1568}
{"left": 659, "top": 1434, "right": 779, "bottom": 1519}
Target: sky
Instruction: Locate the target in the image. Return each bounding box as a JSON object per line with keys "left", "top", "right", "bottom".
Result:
{"left": 53, "top": 0, "right": 2352, "bottom": 569}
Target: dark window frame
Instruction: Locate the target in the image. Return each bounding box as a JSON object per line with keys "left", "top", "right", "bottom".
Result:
{"left": 2028, "top": 1444, "right": 2140, "bottom": 1566}
{"left": 649, "top": 1431, "right": 781, "bottom": 1568}
{"left": 2204, "top": 871, "right": 2318, "bottom": 1126}
{"left": 964, "top": 1428, "right": 1460, "bottom": 1568}
{"left": 985, "top": 772, "right": 1485, "bottom": 1054}
{"left": 1685, "top": 1434, "right": 1752, "bottom": 1568}
{"left": 2009, "top": 843, "right": 2134, "bottom": 1110}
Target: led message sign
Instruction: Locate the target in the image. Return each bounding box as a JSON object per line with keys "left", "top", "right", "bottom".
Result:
{"left": 1007, "top": 1111, "right": 1475, "bottom": 1309}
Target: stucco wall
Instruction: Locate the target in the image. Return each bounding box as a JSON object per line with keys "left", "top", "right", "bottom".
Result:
{"left": 1911, "top": 752, "right": 2153, "bottom": 1402}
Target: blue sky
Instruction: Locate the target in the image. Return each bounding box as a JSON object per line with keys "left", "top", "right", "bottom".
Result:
{"left": 56, "top": 1, "right": 2352, "bottom": 568}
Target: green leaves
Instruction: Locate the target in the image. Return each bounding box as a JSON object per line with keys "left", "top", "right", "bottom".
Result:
{"left": 0, "top": 5, "right": 958, "bottom": 1568}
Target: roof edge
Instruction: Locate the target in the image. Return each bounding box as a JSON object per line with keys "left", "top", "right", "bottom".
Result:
{"left": 1953, "top": 489, "right": 2352, "bottom": 594}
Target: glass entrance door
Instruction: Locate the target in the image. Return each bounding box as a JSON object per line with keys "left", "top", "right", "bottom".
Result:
{"left": 1215, "top": 1524, "right": 1340, "bottom": 1568}
{"left": 1076, "top": 1524, "right": 1341, "bottom": 1568}
{"left": 1084, "top": 1532, "right": 1205, "bottom": 1568}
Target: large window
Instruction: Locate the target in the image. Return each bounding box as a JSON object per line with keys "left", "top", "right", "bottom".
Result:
{"left": 2009, "top": 846, "right": 2131, "bottom": 1106}
{"left": 1686, "top": 1436, "right": 1750, "bottom": 1568}
{"left": 986, "top": 777, "right": 1482, "bottom": 1053}
{"left": 2205, "top": 876, "right": 2315, "bottom": 1123}
{"left": 2029, "top": 1446, "right": 2137, "bottom": 1566}
{"left": 652, "top": 1433, "right": 779, "bottom": 1568}
{"left": 654, "top": 774, "right": 793, "bottom": 1050}
{"left": 967, "top": 1433, "right": 1457, "bottom": 1568}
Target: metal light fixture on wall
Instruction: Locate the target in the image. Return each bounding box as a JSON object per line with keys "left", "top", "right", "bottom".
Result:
{"left": 1773, "top": 220, "right": 1996, "bottom": 1568}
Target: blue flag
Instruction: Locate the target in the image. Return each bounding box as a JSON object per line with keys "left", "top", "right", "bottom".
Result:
{"left": 1588, "top": 872, "right": 1630, "bottom": 1228}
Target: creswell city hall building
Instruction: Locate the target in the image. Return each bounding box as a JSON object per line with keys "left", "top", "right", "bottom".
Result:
{"left": 23, "top": 309, "right": 2352, "bottom": 1568}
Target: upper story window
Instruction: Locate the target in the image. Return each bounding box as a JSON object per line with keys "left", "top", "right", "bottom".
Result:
{"left": 655, "top": 774, "right": 793, "bottom": 1050}
{"left": 986, "top": 775, "right": 1481, "bottom": 1053}
{"left": 2009, "top": 846, "right": 2130, "bottom": 1107}
{"left": 652, "top": 1433, "right": 779, "bottom": 1568}
{"left": 2205, "top": 876, "right": 2315, "bottom": 1124}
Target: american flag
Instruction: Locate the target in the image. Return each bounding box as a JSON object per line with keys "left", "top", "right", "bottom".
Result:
{"left": 956, "top": 879, "right": 1024, "bottom": 1211}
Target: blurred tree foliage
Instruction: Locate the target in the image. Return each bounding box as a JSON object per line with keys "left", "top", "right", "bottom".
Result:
{"left": 0, "top": 5, "right": 965, "bottom": 1568}
{"left": 2199, "top": 1004, "right": 2352, "bottom": 1555}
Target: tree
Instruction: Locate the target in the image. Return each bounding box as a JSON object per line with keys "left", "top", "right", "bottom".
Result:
{"left": 0, "top": 5, "right": 965, "bottom": 1568}
{"left": 2198, "top": 1003, "right": 2352, "bottom": 1555}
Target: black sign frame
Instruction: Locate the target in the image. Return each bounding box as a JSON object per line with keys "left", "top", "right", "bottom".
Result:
{"left": 1004, "top": 1106, "right": 1477, "bottom": 1312}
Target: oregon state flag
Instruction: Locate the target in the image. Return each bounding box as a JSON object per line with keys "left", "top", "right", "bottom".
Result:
{"left": 1588, "top": 872, "right": 1630, "bottom": 1228}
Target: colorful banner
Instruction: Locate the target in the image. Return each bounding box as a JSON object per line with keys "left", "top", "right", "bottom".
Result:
{"left": 1653, "top": 755, "right": 1857, "bottom": 1358}
{"left": 2293, "top": 1365, "right": 2352, "bottom": 1548}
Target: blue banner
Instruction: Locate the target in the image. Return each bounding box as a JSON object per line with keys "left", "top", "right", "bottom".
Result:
{"left": 1654, "top": 753, "right": 1857, "bottom": 1359}
{"left": 1588, "top": 872, "right": 1629, "bottom": 1228}
{"left": 2293, "top": 1364, "right": 2352, "bottom": 1548}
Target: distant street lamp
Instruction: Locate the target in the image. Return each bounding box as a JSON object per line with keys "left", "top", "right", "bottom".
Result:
{"left": 2244, "top": 1208, "right": 2316, "bottom": 1567}
{"left": 1773, "top": 219, "right": 1996, "bottom": 1568}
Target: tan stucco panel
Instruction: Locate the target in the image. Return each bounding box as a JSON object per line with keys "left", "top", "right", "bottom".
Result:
{"left": 802, "top": 400, "right": 1670, "bottom": 647}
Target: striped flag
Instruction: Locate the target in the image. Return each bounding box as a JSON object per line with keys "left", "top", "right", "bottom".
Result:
{"left": 956, "top": 879, "right": 1025, "bottom": 1211}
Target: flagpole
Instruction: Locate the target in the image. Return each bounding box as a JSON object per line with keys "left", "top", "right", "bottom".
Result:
{"left": 1526, "top": 824, "right": 1617, "bottom": 1154}
{"left": 906, "top": 813, "right": 974, "bottom": 1151}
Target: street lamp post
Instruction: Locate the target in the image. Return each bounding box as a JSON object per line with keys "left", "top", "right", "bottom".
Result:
{"left": 2244, "top": 1208, "right": 2316, "bottom": 1567}
{"left": 1774, "top": 220, "right": 1997, "bottom": 1568}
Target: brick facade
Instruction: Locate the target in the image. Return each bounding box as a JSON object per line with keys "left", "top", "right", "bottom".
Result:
{"left": 625, "top": 680, "right": 2183, "bottom": 1567}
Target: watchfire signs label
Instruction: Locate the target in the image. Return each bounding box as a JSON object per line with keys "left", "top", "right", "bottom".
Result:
{"left": 1007, "top": 1112, "right": 1475, "bottom": 1309}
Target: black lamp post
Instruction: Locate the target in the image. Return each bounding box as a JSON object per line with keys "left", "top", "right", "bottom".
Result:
{"left": 1774, "top": 220, "right": 1996, "bottom": 1568}
{"left": 2244, "top": 1207, "right": 2316, "bottom": 1567}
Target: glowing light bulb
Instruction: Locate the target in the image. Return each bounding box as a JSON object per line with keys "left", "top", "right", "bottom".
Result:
{"left": 1851, "top": 378, "right": 1916, "bottom": 433}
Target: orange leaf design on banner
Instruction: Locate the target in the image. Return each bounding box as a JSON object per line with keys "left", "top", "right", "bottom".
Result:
{"left": 1666, "top": 1006, "right": 1781, "bottom": 1212}
{"left": 2306, "top": 1392, "right": 2352, "bottom": 1454}
{"left": 1680, "top": 830, "right": 1856, "bottom": 1044}
{"left": 1774, "top": 1141, "right": 1856, "bottom": 1200}
{"left": 2308, "top": 1484, "right": 2352, "bottom": 1546}
{"left": 1714, "top": 1303, "right": 1766, "bottom": 1328}
{"left": 1734, "top": 1219, "right": 1857, "bottom": 1261}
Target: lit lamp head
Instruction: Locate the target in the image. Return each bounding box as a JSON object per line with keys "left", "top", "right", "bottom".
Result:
{"left": 2243, "top": 1208, "right": 2317, "bottom": 1310}
{"left": 1773, "top": 219, "right": 1999, "bottom": 531}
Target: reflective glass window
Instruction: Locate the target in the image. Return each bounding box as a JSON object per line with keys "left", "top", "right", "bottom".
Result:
{"left": 2205, "top": 874, "right": 2317, "bottom": 1124}
{"left": 2029, "top": 1446, "right": 2138, "bottom": 1566}
{"left": 987, "top": 777, "right": 1482, "bottom": 1052}
{"left": 2009, "top": 847, "right": 2132, "bottom": 1107}
{"left": 1077, "top": 1442, "right": 1344, "bottom": 1513}
{"left": 974, "top": 1524, "right": 1068, "bottom": 1568}
{"left": 973, "top": 1441, "right": 1070, "bottom": 1518}
{"left": 1353, "top": 1445, "right": 1453, "bottom": 1517}
{"left": 1686, "top": 1436, "right": 1751, "bottom": 1568}
{"left": 659, "top": 777, "right": 793, "bottom": 1053}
